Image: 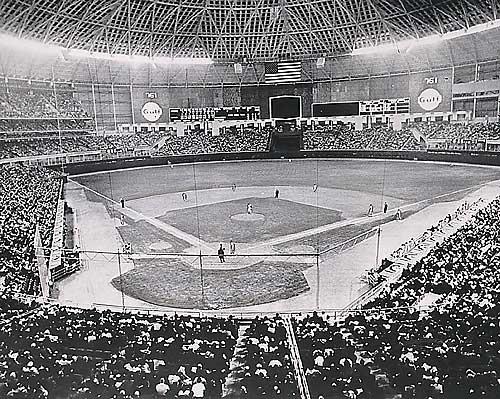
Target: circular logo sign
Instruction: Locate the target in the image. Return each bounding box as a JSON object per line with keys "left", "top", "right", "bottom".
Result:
{"left": 141, "top": 102, "right": 162, "bottom": 122}
{"left": 417, "top": 88, "right": 443, "bottom": 111}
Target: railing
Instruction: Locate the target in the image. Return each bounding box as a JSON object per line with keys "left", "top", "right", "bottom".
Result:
{"left": 48, "top": 199, "right": 66, "bottom": 280}
{"left": 284, "top": 316, "right": 311, "bottom": 399}
{"left": 0, "top": 148, "right": 153, "bottom": 166}
{"left": 342, "top": 197, "right": 486, "bottom": 314}
{"left": 8, "top": 290, "right": 459, "bottom": 323}
{"left": 30, "top": 195, "right": 490, "bottom": 319}
{"left": 0, "top": 150, "right": 103, "bottom": 166}
{"left": 319, "top": 227, "right": 377, "bottom": 257}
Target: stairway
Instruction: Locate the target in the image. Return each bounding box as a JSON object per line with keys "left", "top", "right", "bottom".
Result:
{"left": 150, "top": 135, "right": 168, "bottom": 153}
{"left": 284, "top": 316, "right": 311, "bottom": 399}
{"left": 222, "top": 324, "right": 250, "bottom": 398}
{"left": 410, "top": 126, "right": 427, "bottom": 148}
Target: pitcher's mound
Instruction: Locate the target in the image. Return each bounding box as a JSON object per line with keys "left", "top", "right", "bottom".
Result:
{"left": 148, "top": 242, "right": 173, "bottom": 251}
{"left": 230, "top": 213, "right": 265, "bottom": 222}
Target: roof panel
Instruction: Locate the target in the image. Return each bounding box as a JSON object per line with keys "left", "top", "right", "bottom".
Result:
{"left": 0, "top": 0, "right": 496, "bottom": 61}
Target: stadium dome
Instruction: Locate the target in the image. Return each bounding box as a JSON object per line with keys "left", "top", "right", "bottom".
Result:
{"left": 1, "top": 2, "right": 500, "bottom": 398}
{"left": 1, "top": 0, "right": 498, "bottom": 61}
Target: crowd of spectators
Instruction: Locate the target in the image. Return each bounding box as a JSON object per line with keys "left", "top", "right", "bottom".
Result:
{"left": 0, "top": 87, "right": 92, "bottom": 145}
{"left": 0, "top": 89, "right": 89, "bottom": 120}
{"left": 0, "top": 164, "right": 60, "bottom": 294}
{"left": 302, "top": 121, "right": 500, "bottom": 152}
{"left": 414, "top": 121, "right": 500, "bottom": 151}
{"left": 292, "top": 196, "right": 500, "bottom": 398}
{"left": 361, "top": 201, "right": 476, "bottom": 287}
{"left": 302, "top": 124, "right": 348, "bottom": 150}
{"left": 415, "top": 121, "right": 500, "bottom": 141}
{"left": 11, "top": 120, "right": 500, "bottom": 161}
{"left": 293, "top": 312, "right": 381, "bottom": 399}
{"left": 302, "top": 124, "right": 420, "bottom": 151}
{"left": 0, "top": 294, "right": 39, "bottom": 321}
{"left": 0, "top": 132, "right": 164, "bottom": 159}
{"left": 0, "top": 306, "right": 239, "bottom": 398}
{"left": 0, "top": 126, "right": 271, "bottom": 159}
{"left": 0, "top": 119, "right": 93, "bottom": 136}
{"left": 368, "top": 197, "right": 499, "bottom": 309}
{"left": 365, "top": 127, "right": 421, "bottom": 151}
{"left": 0, "top": 126, "right": 267, "bottom": 160}
{"left": 157, "top": 127, "right": 270, "bottom": 156}
{"left": 237, "top": 316, "right": 299, "bottom": 398}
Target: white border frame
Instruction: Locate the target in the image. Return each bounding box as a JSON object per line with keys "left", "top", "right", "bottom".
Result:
{"left": 269, "top": 95, "right": 302, "bottom": 119}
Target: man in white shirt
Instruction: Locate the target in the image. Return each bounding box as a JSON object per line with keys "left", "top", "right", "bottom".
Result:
{"left": 192, "top": 378, "right": 206, "bottom": 398}
{"left": 155, "top": 378, "right": 169, "bottom": 396}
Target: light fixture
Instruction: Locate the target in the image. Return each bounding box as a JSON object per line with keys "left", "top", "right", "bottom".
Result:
{"left": 351, "top": 18, "right": 500, "bottom": 56}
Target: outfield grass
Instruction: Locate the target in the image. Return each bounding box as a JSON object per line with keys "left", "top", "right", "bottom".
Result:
{"left": 112, "top": 259, "right": 311, "bottom": 309}
{"left": 158, "top": 196, "right": 342, "bottom": 243}
{"left": 77, "top": 159, "right": 500, "bottom": 309}
{"left": 75, "top": 159, "right": 500, "bottom": 204}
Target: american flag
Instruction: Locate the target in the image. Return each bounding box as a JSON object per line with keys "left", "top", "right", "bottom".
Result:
{"left": 265, "top": 60, "right": 302, "bottom": 84}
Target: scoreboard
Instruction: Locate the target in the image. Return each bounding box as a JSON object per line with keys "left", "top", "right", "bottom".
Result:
{"left": 312, "top": 98, "right": 410, "bottom": 117}
{"left": 169, "top": 106, "right": 260, "bottom": 122}
{"left": 359, "top": 98, "right": 410, "bottom": 115}
{"left": 312, "top": 101, "right": 359, "bottom": 117}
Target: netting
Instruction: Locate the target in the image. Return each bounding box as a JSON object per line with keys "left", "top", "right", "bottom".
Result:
{"left": 49, "top": 159, "right": 427, "bottom": 313}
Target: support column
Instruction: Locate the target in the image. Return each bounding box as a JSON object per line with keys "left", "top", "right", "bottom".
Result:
{"left": 129, "top": 82, "right": 136, "bottom": 125}
{"left": 91, "top": 83, "right": 99, "bottom": 132}
{"left": 111, "top": 83, "right": 118, "bottom": 131}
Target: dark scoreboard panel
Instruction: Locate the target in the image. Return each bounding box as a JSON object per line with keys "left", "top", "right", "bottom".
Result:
{"left": 312, "top": 98, "right": 410, "bottom": 117}
{"left": 312, "top": 102, "right": 359, "bottom": 117}
{"left": 169, "top": 106, "right": 260, "bottom": 122}
{"left": 269, "top": 96, "right": 301, "bottom": 119}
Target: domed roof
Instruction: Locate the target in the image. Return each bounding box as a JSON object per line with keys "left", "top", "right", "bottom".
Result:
{"left": 1, "top": 0, "right": 497, "bottom": 61}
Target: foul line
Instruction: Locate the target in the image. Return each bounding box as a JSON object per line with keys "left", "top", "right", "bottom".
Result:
{"left": 69, "top": 177, "right": 495, "bottom": 256}
{"left": 245, "top": 181, "right": 490, "bottom": 251}
{"left": 68, "top": 179, "right": 214, "bottom": 253}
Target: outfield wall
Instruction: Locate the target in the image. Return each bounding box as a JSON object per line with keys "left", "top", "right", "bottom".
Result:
{"left": 61, "top": 150, "right": 500, "bottom": 175}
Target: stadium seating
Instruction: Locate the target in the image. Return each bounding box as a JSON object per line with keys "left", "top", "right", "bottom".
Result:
{"left": 0, "top": 123, "right": 425, "bottom": 161}
{"left": 0, "top": 132, "right": 163, "bottom": 159}
{"left": 0, "top": 86, "right": 93, "bottom": 145}
{"left": 294, "top": 313, "right": 381, "bottom": 399}
{"left": 292, "top": 196, "right": 500, "bottom": 399}
{"left": 0, "top": 306, "right": 238, "bottom": 398}
{"left": 414, "top": 121, "right": 500, "bottom": 151}
{"left": 302, "top": 125, "right": 421, "bottom": 151}
{"left": 0, "top": 127, "right": 271, "bottom": 159}
{"left": 235, "top": 316, "right": 299, "bottom": 398}
{"left": 361, "top": 201, "right": 474, "bottom": 287}
{"left": 7, "top": 119, "right": 500, "bottom": 161}
{"left": 0, "top": 164, "right": 60, "bottom": 294}
{"left": 0, "top": 119, "right": 93, "bottom": 136}
{"left": 156, "top": 126, "right": 271, "bottom": 156}
{"left": 0, "top": 294, "right": 38, "bottom": 320}
{"left": 0, "top": 88, "right": 89, "bottom": 120}
{"left": 1, "top": 162, "right": 500, "bottom": 398}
